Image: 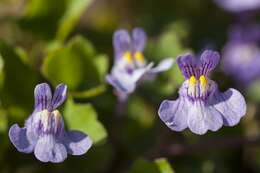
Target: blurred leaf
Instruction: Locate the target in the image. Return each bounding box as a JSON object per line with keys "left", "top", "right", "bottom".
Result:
{"left": 0, "top": 109, "right": 8, "bottom": 132}
{"left": 129, "top": 158, "right": 159, "bottom": 173}
{"left": 147, "top": 21, "right": 190, "bottom": 61}
{"left": 144, "top": 22, "right": 189, "bottom": 96}
{"left": 64, "top": 98, "right": 107, "bottom": 144}
{"left": 0, "top": 41, "right": 40, "bottom": 109}
{"left": 42, "top": 36, "right": 107, "bottom": 91}
{"left": 0, "top": 54, "right": 3, "bottom": 73}
{"left": 21, "top": 0, "right": 92, "bottom": 40}
{"left": 93, "top": 54, "right": 109, "bottom": 82}
{"left": 71, "top": 84, "right": 106, "bottom": 99}
{"left": 65, "top": 143, "right": 114, "bottom": 172}
{"left": 128, "top": 96, "right": 156, "bottom": 129}
{"left": 8, "top": 105, "right": 29, "bottom": 122}
{"left": 56, "top": 0, "right": 93, "bottom": 41}
{"left": 155, "top": 158, "right": 175, "bottom": 173}
{"left": 247, "top": 80, "right": 260, "bottom": 102}
{"left": 129, "top": 158, "right": 174, "bottom": 173}
{"left": 20, "top": 0, "right": 66, "bottom": 39}
{"left": 0, "top": 54, "right": 4, "bottom": 89}
{"left": 24, "top": 0, "right": 63, "bottom": 18}
{"left": 14, "top": 47, "right": 31, "bottom": 66}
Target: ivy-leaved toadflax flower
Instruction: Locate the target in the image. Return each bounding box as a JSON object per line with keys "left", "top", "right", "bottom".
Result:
{"left": 215, "top": 0, "right": 260, "bottom": 12}
{"left": 9, "top": 83, "right": 92, "bottom": 163}
{"left": 158, "top": 50, "right": 247, "bottom": 135}
{"left": 106, "top": 28, "right": 174, "bottom": 100}
{"left": 222, "top": 23, "right": 260, "bottom": 85}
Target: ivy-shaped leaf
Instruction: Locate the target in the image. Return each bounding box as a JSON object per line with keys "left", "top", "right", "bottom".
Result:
{"left": 64, "top": 98, "right": 107, "bottom": 144}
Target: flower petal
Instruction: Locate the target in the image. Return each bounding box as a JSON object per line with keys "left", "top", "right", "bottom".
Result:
{"left": 64, "top": 131, "right": 92, "bottom": 156}
{"left": 187, "top": 101, "right": 224, "bottom": 135}
{"left": 212, "top": 88, "right": 246, "bottom": 126}
{"left": 106, "top": 74, "right": 136, "bottom": 94}
{"left": 214, "top": 0, "right": 260, "bottom": 12}
{"left": 25, "top": 111, "right": 46, "bottom": 144}
{"left": 131, "top": 63, "right": 153, "bottom": 81}
{"left": 200, "top": 50, "right": 220, "bottom": 75}
{"left": 34, "top": 135, "right": 67, "bottom": 163}
{"left": 158, "top": 98, "right": 188, "bottom": 131}
{"left": 113, "top": 29, "right": 131, "bottom": 60}
{"left": 51, "top": 84, "right": 67, "bottom": 109}
{"left": 177, "top": 53, "right": 198, "bottom": 79}
{"left": 132, "top": 27, "right": 147, "bottom": 52}
{"left": 149, "top": 58, "right": 174, "bottom": 74}
{"left": 222, "top": 42, "right": 260, "bottom": 84}
{"left": 9, "top": 124, "right": 34, "bottom": 153}
{"left": 106, "top": 63, "right": 153, "bottom": 94}
{"left": 34, "top": 83, "right": 52, "bottom": 111}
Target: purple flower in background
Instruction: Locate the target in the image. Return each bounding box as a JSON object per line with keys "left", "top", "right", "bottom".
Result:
{"left": 222, "top": 23, "right": 260, "bottom": 84}
{"left": 9, "top": 83, "right": 92, "bottom": 163}
{"left": 106, "top": 28, "right": 174, "bottom": 99}
{"left": 215, "top": 0, "right": 260, "bottom": 12}
{"left": 158, "top": 50, "right": 246, "bottom": 135}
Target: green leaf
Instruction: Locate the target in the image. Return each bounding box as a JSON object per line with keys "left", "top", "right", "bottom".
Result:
{"left": 129, "top": 158, "right": 175, "bottom": 173}
{"left": 129, "top": 159, "right": 159, "bottom": 173}
{"left": 56, "top": 0, "right": 93, "bottom": 41}
{"left": 23, "top": 0, "right": 64, "bottom": 18}
{"left": 143, "top": 22, "right": 189, "bottom": 97}
{"left": 247, "top": 80, "right": 260, "bottom": 102}
{"left": 20, "top": 0, "right": 66, "bottom": 39}
{"left": 0, "top": 109, "right": 8, "bottom": 132}
{"left": 93, "top": 54, "right": 109, "bottom": 82}
{"left": 21, "top": 0, "right": 92, "bottom": 40}
{"left": 71, "top": 84, "right": 106, "bottom": 99}
{"left": 0, "top": 54, "right": 4, "bottom": 89}
{"left": 64, "top": 98, "right": 107, "bottom": 144}
{"left": 0, "top": 54, "right": 3, "bottom": 73}
{"left": 42, "top": 36, "right": 107, "bottom": 91}
{"left": 128, "top": 96, "right": 156, "bottom": 129}
{"left": 0, "top": 41, "right": 40, "bottom": 109}
{"left": 155, "top": 158, "right": 175, "bottom": 173}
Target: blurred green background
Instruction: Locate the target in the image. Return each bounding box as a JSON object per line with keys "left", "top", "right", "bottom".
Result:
{"left": 0, "top": 0, "right": 259, "bottom": 172}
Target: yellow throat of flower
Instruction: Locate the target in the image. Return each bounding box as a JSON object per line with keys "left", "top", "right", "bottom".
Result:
{"left": 188, "top": 75, "right": 208, "bottom": 91}
{"left": 188, "top": 75, "right": 208, "bottom": 86}
{"left": 134, "top": 51, "right": 145, "bottom": 63}
{"left": 189, "top": 75, "right": 197, "bottom": 86}
{"left": 199, "top": 75, "right": 207, "bottom": 88}
{"left": 39, "top": 109, "right": 61, "bottom": 130}
{"left": 188, "top": 75, "right": 209, "bottom": 99}
{"left": 123, "top": 51, "right": 132, "bottom": 63}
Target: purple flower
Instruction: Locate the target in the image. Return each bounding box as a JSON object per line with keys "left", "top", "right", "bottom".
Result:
{"left": 222, "top": 23, "right": 260, "bottom": 84}
{"left": 214, "top": 0, "right": 260, "bottom": 12}
{"left": 9, "top": 83, "right": 92, "bottom": 163}
{"left": 106, "top": 28, "right": 174, "bottom": 98}
{"left": 158, "top": 50, "right": 246, "bottom": 135}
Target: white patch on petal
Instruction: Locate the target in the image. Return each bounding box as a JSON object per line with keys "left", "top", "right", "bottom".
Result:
{"left": 187, "top": 101, "right": 223, "bottom": 135}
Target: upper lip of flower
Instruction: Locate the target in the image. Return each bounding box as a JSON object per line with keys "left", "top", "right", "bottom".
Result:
{"left": 177, "top": 50, "right": 220, "bottom": 79}
{"left": 177, "top": 50, "right": 220, "bottom": 102}
{"left": 113, "top": 28, "right": 147, "bottom": 62}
